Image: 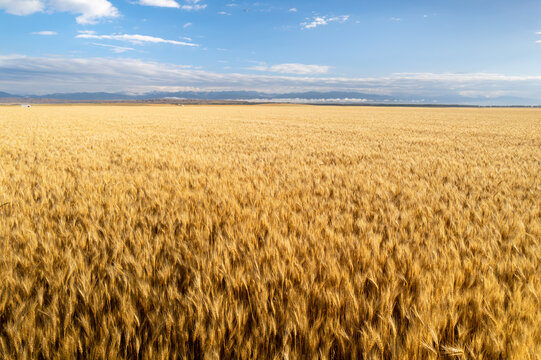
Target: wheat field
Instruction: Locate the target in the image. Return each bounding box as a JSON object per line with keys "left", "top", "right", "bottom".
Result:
{"left": 0, "top": 105, "right": 539, "bottom": 359}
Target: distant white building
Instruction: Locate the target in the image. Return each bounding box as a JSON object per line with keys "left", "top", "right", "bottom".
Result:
{"left": 21, "top": 104, "right": 31, "bottom": 108}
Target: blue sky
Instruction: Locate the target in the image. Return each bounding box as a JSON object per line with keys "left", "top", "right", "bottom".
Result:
{"left": 1, "top": 0, "right": 541, "bottom": 101}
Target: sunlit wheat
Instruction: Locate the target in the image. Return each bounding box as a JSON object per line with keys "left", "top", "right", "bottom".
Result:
{"left": 0, "top": 105, "right": 539, "bottom": 359}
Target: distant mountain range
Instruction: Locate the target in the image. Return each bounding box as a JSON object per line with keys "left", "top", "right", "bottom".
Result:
{"left": 0, "top": 90, "right": 392, "bottom": 101}
{"left": 0, "top": 90, "right": 539, "bottom": 106}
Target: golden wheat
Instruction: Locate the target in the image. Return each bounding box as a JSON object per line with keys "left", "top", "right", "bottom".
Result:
{"left": 0, "top": 105, "right": 540, "bottom": 359}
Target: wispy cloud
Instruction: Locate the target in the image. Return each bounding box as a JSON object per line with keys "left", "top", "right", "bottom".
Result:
{"left": 391, "top": 72, "right": 541, "bottom": 82}
{"left": 181, "top": 4, "right": 206, "bottom": 10}
{"left": 76, "top": 33, "right": 198, "bottom": 46}
{"left": 90, "top": 43, "right": 135, "bottom": 53}
{"left": 0, "top": 0, "right": 119, "bottom": 24}
{"left": 250, "top": 63, "right": 330, "bottom": 75}
{"left": 288, "top": 8, "right": 297, "bottom": 12}
{"left": 181, "top": 0, "right": 206, "bottom": 10}
{"left": 137, "top": 0, "right": 180, "bottom": 8}
{"left": 2, "top": 55, "right": 540, "bottom": 103}
{"left": 32, "top": 31, "right": 58, "bottom": 36}
{"left": 218, "top": 11, "right": 231, "bottom": 15}
{"left": 301, "top": 15, "right": 350, "bottom": 29}
{"left": 183, "top": 22, "right": 192, "bottom": 28}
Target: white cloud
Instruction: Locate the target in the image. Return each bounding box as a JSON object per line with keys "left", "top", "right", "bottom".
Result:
{"left": 218, "top": 11, "right": 231, "bottom": 15}
{"left": 302, "top": 17, "right": 326, "bottom": 29}
{"left": 183, "top": 22, "right": 192, "bottom": 28}
{"left": 250, "top": 63, "right": 330, "bottom": 75}
{"left": 0, "top": 0, "right": 119, "bottom": 24}
{"left": 390, "top": 17, "right": 401, "bottom": 21}
{"left": 32, "top": 30, "right": 57, "bottom": 35}
{"left": 49, "top": 0, "right": 118, "bottom": 24}
{"left": 137, "top": 0, "right": 180, "bottom": 7}
{"left": 301, "top": 15, "right": 349, "bottom": 29}
{"left": 288, "top": 8, "right": 297, "bottom": 12}
{"left": 76, "top": 33, "right": 198, "bottom": 46}
{"left": 0, "top": 0, "right": 44, "bottom": 15}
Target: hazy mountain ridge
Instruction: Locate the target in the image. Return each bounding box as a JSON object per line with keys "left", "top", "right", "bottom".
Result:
{"left": 0, "top": 90, "right": 538, "bottom": 106}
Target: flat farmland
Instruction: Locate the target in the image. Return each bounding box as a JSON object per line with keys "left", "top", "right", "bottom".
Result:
{"left": 0, "top": 105, "right": 540, "bottom": 359}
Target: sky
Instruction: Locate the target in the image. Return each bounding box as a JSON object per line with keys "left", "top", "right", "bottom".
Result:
{"left": 1, "top": 0, "right": 541, "bottom": 102}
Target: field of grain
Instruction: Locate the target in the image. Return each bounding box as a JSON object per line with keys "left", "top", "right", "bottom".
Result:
{"left": 0, "top": 105, "right": 540, "bottom": 359}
